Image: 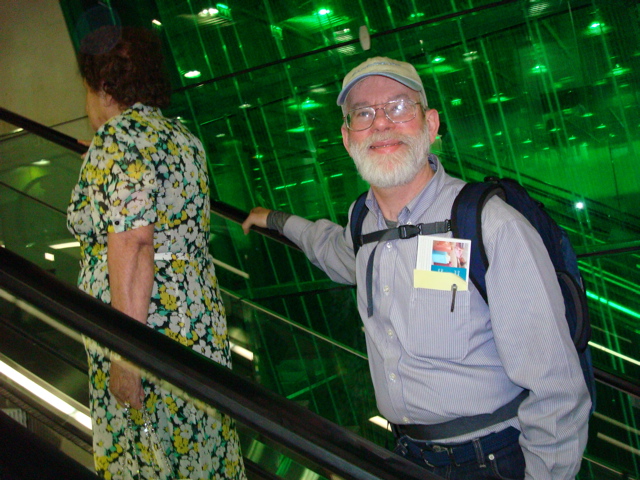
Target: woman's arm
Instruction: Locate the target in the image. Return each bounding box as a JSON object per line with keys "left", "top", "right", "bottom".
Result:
{"left": 107, "top": 223, "right": 155, "bottom": 409}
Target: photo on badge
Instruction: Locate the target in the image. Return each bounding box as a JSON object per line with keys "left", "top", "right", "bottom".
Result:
{"left": 427, "top": 236, "right": 471, "bottom": 282}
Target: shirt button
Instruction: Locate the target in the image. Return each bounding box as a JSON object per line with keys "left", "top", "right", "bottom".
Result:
{"left": 387, "top": 329, "right": 394, "bottom": 337}
{"left": 403, "top": 417, "right": 410, "bottom": 424}
{"left": 386, "top": 242, "right": 392, "bottom": 249}
{"left": 383, "top": 285, "right": 390, "bottom": 294}
{"left": 389, "top": 373, "right": 396, "bottom": 381}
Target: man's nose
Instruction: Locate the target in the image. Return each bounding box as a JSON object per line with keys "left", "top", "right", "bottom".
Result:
{"left": 371, "top": 106, "right": 392, "bottom": 129}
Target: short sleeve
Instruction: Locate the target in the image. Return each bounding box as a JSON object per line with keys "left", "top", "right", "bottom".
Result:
{"left": 98, "top": 127, "right": 158, "bottom": 233}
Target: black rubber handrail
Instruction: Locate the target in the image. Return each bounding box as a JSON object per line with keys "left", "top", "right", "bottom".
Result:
{"left": 0, "top": 247, "right": 435, "bottom": 480}
{"left": 211, "top": 199, "right": 298, "bottom": 250}
{"left": 594, "top": 369, "right": 640, "bottom": 400}
{"left": 0, "top": 107, "right": 88, "bottom": 155}
{"left": 211, "top": 195, "right": 640, "bottom": 260}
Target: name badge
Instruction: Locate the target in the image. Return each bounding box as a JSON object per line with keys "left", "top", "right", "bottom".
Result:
{"left": 414, "top": 236, "right": 471, "bottom": 290}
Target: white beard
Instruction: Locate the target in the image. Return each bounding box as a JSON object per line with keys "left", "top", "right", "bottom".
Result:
{"left": 348, "top": 125, "right": 431, "bottom": 189}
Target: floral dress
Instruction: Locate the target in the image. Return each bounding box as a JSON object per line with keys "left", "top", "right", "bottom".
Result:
{"left": 67, "top": 103, "right": 246, "bottom": 480}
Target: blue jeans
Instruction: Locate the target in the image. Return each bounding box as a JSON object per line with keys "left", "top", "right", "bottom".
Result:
{"left": 393, "top": 427, "right": 525, "bottom": 480}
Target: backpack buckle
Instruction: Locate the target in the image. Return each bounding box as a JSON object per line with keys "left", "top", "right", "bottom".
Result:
{"left": 398, "top": 224, "right": 420, "bottom": 239}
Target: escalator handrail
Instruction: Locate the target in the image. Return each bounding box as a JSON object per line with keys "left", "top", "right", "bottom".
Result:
{"left": 0, "top": 106, "right": 88, "bottom": 155}
{"left": 594, "top": 369, "right": 640, "bottom": 399}
{"left": 211, "top": 199, "right": 299, "bottom": 250}
{"left": 0, "top": 247, "right": 435, "bottom": 480}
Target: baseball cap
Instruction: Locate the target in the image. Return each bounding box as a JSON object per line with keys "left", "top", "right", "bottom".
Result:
{"left": 337, "top": 56, "right": 427, "bottom": 107}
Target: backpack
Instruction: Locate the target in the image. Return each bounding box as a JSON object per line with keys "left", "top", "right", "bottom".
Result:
{"left": 350, "top": 177, "right": 595, "bottom": 412}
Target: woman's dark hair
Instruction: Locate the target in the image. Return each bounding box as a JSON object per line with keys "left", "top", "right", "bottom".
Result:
{"left": 79, "top": 26, "right": 171, "bottom": 108}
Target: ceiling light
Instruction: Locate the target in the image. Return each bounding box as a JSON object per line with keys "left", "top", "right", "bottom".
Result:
{"left": 0, "top": 358, "right": 91, "bottom": 430}
{"left": 369, "top": 415, "right": 391, "bottom": 431}
{"left": 49, "top": 241, "right": 80, "bottom": 250}
{"left": 611, "top": 65, "right": 630, "bottom": 76}
{"left": 287, "top": 125, "right": 312, "bottom": 133}
{"left": 199, "top": 8, "right": 219, "bottom": 16}
{"left": 229, "top": 342, "right": 254, "bottom": 361}
{"left": 585, "top": 21, "right": 610, "bottom": 36}
{"left": 184, "top": 70, "right": 201, "bottom": 79}
{"left": 462, "top": 51, "right": 478, "bottom": 62}
{"left": 486, "top": 94, "right": 512, "bottom": 104}
{"left": 527, "top": 0, "right": 551, "bottom": 17}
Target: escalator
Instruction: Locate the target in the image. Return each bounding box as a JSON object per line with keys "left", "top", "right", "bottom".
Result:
{"left": 0, "top": 246, "right": 432, "bottom": 480}
{"left": 1, "top": 107, "right": 639, "bottom": 479}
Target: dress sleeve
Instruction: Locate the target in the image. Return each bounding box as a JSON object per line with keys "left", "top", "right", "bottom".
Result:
{"left": 96, "top": 126, "right": 159, "bottom": 233}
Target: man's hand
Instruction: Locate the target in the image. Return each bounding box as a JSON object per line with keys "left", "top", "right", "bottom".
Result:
{"left": 242, "top": 207, "right": 272, "bottom": 234}
{"left": 110, "top": 359, "right": 144, "bottom": 409}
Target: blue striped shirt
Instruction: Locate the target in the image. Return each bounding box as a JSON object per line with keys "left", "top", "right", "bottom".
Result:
{"left": 283, "top": 155, "right": 590, "bottom": 479}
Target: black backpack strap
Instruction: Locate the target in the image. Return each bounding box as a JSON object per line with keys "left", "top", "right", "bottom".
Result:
{"left": 451, "top": 180, "right": 505, "bottom": 303}
{"left": 350, "top": 191, "right": 369, "bottom": 257}
{"left": 392, "top": 389, "right": 527, "bottom": 440}
{"left": 361, "top": 221, "right": 452, "bottom": 245}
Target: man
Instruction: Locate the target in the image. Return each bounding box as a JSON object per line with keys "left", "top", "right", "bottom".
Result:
{"left": 242, "top": 57, "right": 590, "bottom": 479}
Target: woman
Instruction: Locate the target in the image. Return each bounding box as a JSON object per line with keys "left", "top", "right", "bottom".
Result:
{"left": 67, "top": 26, "right": 246, "bottom": 480}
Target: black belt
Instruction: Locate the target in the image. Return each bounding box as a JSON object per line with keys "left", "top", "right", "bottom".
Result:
{"left": 392, "top": 390, "right": 527, "bottom": 440}
{"left": 396, "top": 426, "right": 521, "bottom": 467}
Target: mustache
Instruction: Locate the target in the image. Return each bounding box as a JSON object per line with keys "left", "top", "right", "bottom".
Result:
{"left": 361, "top": 132, "right": 413, "bottom": 147}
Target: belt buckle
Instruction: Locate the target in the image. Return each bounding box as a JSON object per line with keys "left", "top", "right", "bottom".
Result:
{"left": 418, "top": 452, "right": 436, "bottom": 469}
{"left": 431, "top": 444, "right": 460, "bottom": 467}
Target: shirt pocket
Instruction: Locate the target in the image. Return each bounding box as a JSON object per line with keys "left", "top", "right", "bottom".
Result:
{"left": 400, "top": 285, "right": 471, "bottom": 361}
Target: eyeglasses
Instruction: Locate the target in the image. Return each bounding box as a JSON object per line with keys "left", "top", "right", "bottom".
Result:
{"left": 344, "top": 99, "right": 423, "bottom": 131}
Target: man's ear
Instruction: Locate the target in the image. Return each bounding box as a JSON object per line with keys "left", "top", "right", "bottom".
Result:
{"left": 425, "top": 108, "right": 440, "bottom": 145}
{"left": 341, "top": 124, "right": 350, "bottom": 152}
